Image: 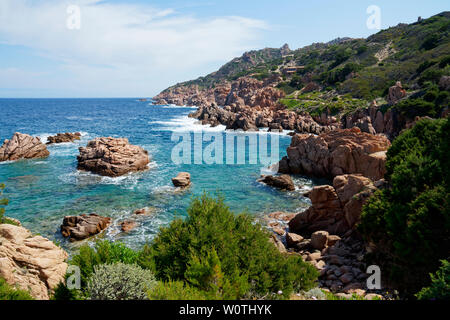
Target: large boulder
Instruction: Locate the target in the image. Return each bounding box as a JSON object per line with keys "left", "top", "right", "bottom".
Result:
{"left": 172, "top": 172, "right": 191, "bottom": 188}
{"left": 289, "top": 174, "right": 377, "bottom": 236}
{"left": 280, "top": 127, "right": 390, "bottom": 181}
{"left": 259, "top": 174, "right": 295, "bottom": 191}
{"left": 77, "top": 137, "right": 150, "bottom": 177}
{"left": 0, "top": 132, "right": 50, "bottom": 161}
{"left": 47, "top": 132, "right": 81, "bottom": 144}
{"left": 0, "top": 223, "right": 68, "bottom": 300}
{"left": 61, "top": 214, "right": 112, "bottom": 241}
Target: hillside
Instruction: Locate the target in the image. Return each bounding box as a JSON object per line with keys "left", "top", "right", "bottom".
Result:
{"left": 157, "top": 11, "right": 449, "bottom": 107}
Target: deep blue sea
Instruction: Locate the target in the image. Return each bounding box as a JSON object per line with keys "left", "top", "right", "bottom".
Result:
{"left": 0, "top": 98, "right": 320, "bottom": 251}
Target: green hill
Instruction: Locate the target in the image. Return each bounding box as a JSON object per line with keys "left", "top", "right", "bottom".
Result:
{"left": 162, "top": 11, "right": 449, "bottom": 113}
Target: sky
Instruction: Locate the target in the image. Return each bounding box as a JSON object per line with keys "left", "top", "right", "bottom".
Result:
{"left": 0, "top": 0, "right": 448, "bottom": 98}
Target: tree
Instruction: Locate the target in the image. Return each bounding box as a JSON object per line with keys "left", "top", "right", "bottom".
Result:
{"left": 360, "top": 118, "right": 450, "bottom": 295}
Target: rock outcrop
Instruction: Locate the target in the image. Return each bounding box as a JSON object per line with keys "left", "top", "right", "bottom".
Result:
{"left": 172, "top": 172, "right": 191, "bottom": 188}
{"left": 279, "top": 127, "right": 390, "bottom": 181}
{"left": 0, "top": 223, "right": 68, "bottom": 300}
{"left": 77, "top": 137, "right": 150, "bottom": 177}
{"left": 47, "top": 132, "right": 81, "bottom": 144}
{"left": 0, "top": 133, "right": 50, "bottom": 162}
{"left": 61, "top": 214, "right": 112, "bottom": 241}
{"left": 288, "top": 174, "right": 377, "bottom": 236}
{"left": 259, "top": 174, "right": 295, "bottom": 191}
{"left": 387, "top": 81, "right": 407, "bottom": 105}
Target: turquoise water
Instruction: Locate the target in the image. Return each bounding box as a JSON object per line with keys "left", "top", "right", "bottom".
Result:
{"left": 0, "top": 98, "right": 318, "bottom": 251}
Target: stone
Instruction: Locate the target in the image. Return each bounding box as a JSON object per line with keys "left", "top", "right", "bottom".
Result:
{"left": 311, "top": 231, "right": 329, "bottom": 250}
{"left": 327, "top": 235, "right": 341, "bottom": 247}
{"left": 286, "top": 233, "right": 304, "bottom": 247}
{"left": 120, "top": 220, "right": 138, "bottom": 232}
{"left": 259, "top": 175, "right": 295, "bottom": 191}
{"left": 0, "top": 223, "right": 68, "bottom": 300}
{"left": 272, "top": 227, "right": 286, "bottom": 236}
{"left": 0, "top": 132, "right": 49, "bottom": 162}
{"left": 270, "top": 235, "right": 286, "bottom": 254}
{"left": 306, "top": 252, "right": 322, "bottom": 262}
{"left": 296, "top": 239, "right": 312, "bottom": 251}
{"left": 77, "top": 137, "right": 150, "bottom": 177}
{"left": 172, "top": 172, "right": 191, "bottom": 188}
{"left": 61, "top": 214, "right": 111, "bottom": 241}
{"left": 339, "top": 273, "right": 354, "bottom": 285}
{"left": 46, "top": 132, "right": 81, "bottom": 144}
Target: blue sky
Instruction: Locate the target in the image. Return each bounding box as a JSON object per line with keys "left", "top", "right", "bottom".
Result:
{"left": 0, "top": 0, "right": 448, "bottom": 98}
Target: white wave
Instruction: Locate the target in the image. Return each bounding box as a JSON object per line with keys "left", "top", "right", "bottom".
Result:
{"left": 159, "top": 104, "right": 198, "bottom": 110}
{"left": 65, "top": 116, "right": 94, "bottom": 121}
{"left": 149, "top": 115, "right": 227, "bottom": 133}
{"left": 58, "top": 167, "right": 153, "bottom": 187}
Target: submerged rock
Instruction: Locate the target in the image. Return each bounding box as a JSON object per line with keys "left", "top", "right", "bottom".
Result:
{"left": 47, "top": 132, "right": 81, "bottom": 144}
{"left": 0, "top": 132, "right": 49, "bottom": 161}
{"left": 120, "top": 220, "right": 138, "bottom": 233}
{"left": 259, "top": 174, "right": 295, "bottom": 191}
{"left": 0, "top": 223, "right": 68, "bottom": 300}
{"left": 61, "top": 213, "right": 111, "bottom": 241}
{"left": 77, "top": 137, "right": 150, "bottom": 177}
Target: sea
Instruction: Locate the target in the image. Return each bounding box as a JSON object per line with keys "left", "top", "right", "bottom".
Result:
{"left": 0, "top": 98, "right": 323, "bottom": 251}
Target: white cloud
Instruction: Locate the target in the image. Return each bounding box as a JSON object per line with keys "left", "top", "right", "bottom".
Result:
{"left": 0, "top": 0, "right": 268, "bottom": 97}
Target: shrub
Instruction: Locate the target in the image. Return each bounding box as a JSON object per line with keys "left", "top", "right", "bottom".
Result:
{"left": 416, "top": 260, "right": 450, "bottom": 300}
{"left": 360, "top": 118, "right": 450, "bottom": 294}
{"left": 87, "top": 263, "right": 156, "bottom": 300}
{"left": 149, "top": 281, "right": 207, "bottom": 300}
{"left": 70, "top": 240, "right": 140, "bottom": 288}
{"left": 0, "top": 278, "right": 34, "bottom": 300}
{"left": 140, "top": 194, "right": 318, "bottom": 299}
{"left": 394, "top": 98, "right": 437, "bottom": 118}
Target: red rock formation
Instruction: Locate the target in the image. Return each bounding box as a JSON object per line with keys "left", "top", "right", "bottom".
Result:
{"left": 279, "top": 127, "right": 390, "bottom": 181}
{"left": 387, "top": 81, "right": 407, "bottom": 105}
{"left": 288, "top": 174, "right": 377, "bottom": 236}
{"left": 0, "top": 133, "right": 49, "bottom": 161}
{"left": 77, "top": 137, "right": 150, "bottom": 177}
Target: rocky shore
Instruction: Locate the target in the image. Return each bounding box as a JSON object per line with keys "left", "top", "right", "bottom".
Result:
{"left": 0, "top": 222, "right": 68, "bottom": 300}
{"left": 266, "top": 174, "right": 386, "bottom": 297}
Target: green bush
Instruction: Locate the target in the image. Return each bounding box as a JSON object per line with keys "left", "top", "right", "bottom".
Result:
{"left": 149, "top": 281, "right": 208, "bottom": 300}
{"left": 0, "top": 278, "right": 34, "bottom": 300}
{"left": 87, "top": 263, "right": 156, "bottom": 300}
{"left": 140, "top": 194, "right": 318, "bottom": 299}
{"left": 394, "top": 98, "right": 437, "bottom": 118}
{"left": 70, "top": 240, "right": 140, "bottom": 288}
{"left": 360, "top": 118, "right": 450, "bottom": 294}
{"left": 416, "top": 260, "right": 450, "bottom": 300}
